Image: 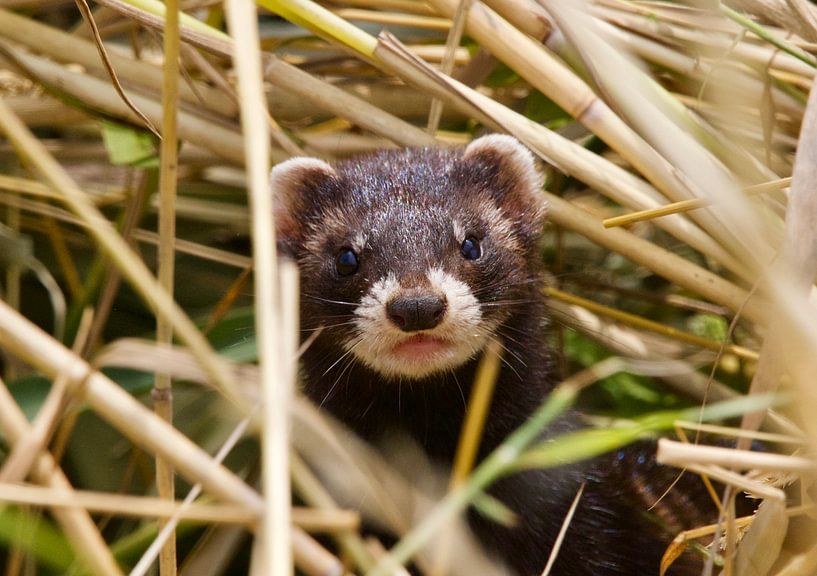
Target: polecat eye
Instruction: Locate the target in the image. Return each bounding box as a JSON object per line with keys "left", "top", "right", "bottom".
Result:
{"left": 460, "top": 237, "right": 481, "bottom": 260}
{"left": 335, "top": 248, "right": 359, "bottom": 276}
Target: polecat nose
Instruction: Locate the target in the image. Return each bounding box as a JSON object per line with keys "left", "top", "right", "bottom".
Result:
{"left": 386, "top": 295, "right": 447, "bottom": 332}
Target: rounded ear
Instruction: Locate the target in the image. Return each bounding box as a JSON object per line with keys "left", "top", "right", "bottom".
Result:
{"left": 270, "top": 157, "right": 336, "bottom": 244}
{"left": 462, "top": 134, "right": 547, "bottom": 225}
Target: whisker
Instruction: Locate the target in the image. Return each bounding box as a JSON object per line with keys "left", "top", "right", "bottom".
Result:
{"left": 318, "top": 339, "right": 364, "bottom": 407}
{"left": 320, "top": 337, "right": 363, "bottom": 379}
{"left": 489, "top": 336, "right": 526, "bottom": 379}
{"left": 302, "top": 293, "right": 359, "bottom": 307}
{"left": 301, "top": 320, "right": 358, "bottom": 332}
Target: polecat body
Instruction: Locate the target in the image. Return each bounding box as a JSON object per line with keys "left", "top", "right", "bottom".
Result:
{"left": 274, "top": 136, "right": 710, "bottom": 575}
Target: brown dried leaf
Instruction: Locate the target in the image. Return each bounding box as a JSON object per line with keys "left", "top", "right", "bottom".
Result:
{"left": 660, "top": 534, "right": 689, "bottom": 576}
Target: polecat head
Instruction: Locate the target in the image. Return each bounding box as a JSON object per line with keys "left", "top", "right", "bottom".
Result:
{"left": 272, "top": 135, "right": 546, "bottom": 380}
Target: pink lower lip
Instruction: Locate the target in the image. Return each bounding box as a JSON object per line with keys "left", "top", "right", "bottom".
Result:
{"left": 392, "top": 334, "right": 449, "bottom": 358}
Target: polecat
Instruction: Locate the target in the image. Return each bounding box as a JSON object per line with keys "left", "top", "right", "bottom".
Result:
{"left": 273, "top": 135, "right": 714, "bottom": 575}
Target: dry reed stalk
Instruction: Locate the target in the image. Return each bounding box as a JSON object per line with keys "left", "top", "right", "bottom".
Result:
{"left": 657, "top": 438, "right": 816, "bottom": 472}
{"left": 735, "top": 74, "right": 817, "bottom": 456}
{"left": 290, "top": 452, "right": 377, "bottom": 572}
{"left": 480, "top": 0, "right": 551, "bottom": 40}
{"left": 424, "top": 0, "right": 716, "bottom": 212}
{"left": 0, "top": 8, "right": 238, "bottom": 118}
{"left": 0, "top": 298, "right": 263, "bottom": 510}
{"left": 603, "top": 177, "right": 792, "bottom": 228}
{"left": 263, "top": 58, "right": 440, "bottom": 147}
{"left": 225, "top": 0, "right": 291, "bottom": 572}
{"left": 373, "top": 33, "right": 745, "bottom": 276}
{"left": 133, "top": 230, "right": 253, "bottom": 268}
{"left": 544, "top": 2, "right": 783, "bottom": 273}
{"left": 582, "top": 19, "right": 791, "bottom": 181}
{"left": 0, "top": 377, "right": 123, "bottom": 576}
{"left": 4, "top": 6, "right": 436, "bottom": 150}
{"left": 0, "top": 174, "right": 125, "bottom": 205}
{"left": 130, "top": 415, "right": 255, "bottom": 576}
{"left": 544, "top": 287, "right": 758, "bottom": 360}
{"left": 0, "top": 481, "right": 357, "bottom": 529}
{"left": 0, "top": 96, "right": 251, "bottom": 414}
{"left": 0, "top": 309, "right": 92, "bottom": 484}
{"left": 431, "top": 341, "right": 501, "bottom": 575}
{"left": 544, "top": 193, "right": 763, "bottom": 322}
{"left": 540, "top": 483, "right": 585, "bottom": 576}
{"left": 334, "top": 8, "right": 452, "bottom": 30}
{"left": 2, "top": 46, "right": 252, "bottom": 164}
{"left": 0, "top": 484, "right": 257, "bottom": 524}
{"left": 730, "top": 0, "right": 817, "bottom": 42}
{"left": 425, "top": 0, "right": 470, "bottom": 134}
{"left": 154, "top": 0, "right": 182, "bottom": 570}
{"left": 328, "top": 0, "right": 436, "bottom": 15}
{"left": 593, "top": 3, "right": 816, "bottom": 78}
{"left": 289, "top": 528, "right": 346, "bottom": 576}
{"left": 682, "top": 463, "right": 785, "bottom": 501}
{"left": 545, "top": 298, "right": 738, "bottom": 403}
{"left": 2, "top": 94, "right": 91, "bottom": 127}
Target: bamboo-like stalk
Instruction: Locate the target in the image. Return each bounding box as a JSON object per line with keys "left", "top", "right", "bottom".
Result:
{"left": 256, "top": 0, "right": 378, "bottom": 56}
{"left": 0, "top": 174, "right": 125, "bottom": 205}
{"left": 0, "top": 377, "right": 123, "bottom": 576}
{"left": 225, "top": 1, "right": 291, "bottom": 574}
{"left": 155, "top": 0, "right": 181, "bottom": 570}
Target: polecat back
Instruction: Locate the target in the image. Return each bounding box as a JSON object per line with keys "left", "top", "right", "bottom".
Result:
{"left": 274, "top": 135, "right": 713, "bottom": 576}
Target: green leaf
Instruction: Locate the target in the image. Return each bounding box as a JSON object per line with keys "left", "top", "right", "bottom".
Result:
{"left": 471, "top": 493, "right": 518, "bottom": 527}
{"left": 515, "top": 393, "right": 781, "bottom": 470}
{"left": 101, "top": 121, "right": 159, "bottom": 167}
{"left": 0, "top": 507, "right": 74, "bottom": 571}
{"left": 687, "top": 313, "right": 728, "bottom": 342}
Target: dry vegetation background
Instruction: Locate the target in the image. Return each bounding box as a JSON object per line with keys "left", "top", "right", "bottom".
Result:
{"left": 0, "top": 0, "right": 816, "bottom": 574}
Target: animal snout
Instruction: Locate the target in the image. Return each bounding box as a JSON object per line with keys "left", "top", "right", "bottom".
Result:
{"left": 386, "top": 294, "right": 447, "bottom": 332}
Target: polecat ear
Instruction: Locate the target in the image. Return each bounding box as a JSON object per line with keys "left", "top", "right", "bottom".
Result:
{"left": 270, "top": 157, "right": 337, "bottom": 244}
{"left": 462, "top": 134, "right": 546, "bottom": 226}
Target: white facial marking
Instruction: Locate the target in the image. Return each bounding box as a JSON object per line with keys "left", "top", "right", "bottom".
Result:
{"left": 352, "top": 231, "right": 367, "bottom": 254}
{"left": 348, "top": 268, "right": 492, "bottom": 379}
{"left": 452, "top": 219, "right": 466, "bottom": 243}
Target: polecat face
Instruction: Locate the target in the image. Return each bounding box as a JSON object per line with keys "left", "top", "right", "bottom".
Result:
{"left": 273, "top": 135, "right": 546, "bottom": 380}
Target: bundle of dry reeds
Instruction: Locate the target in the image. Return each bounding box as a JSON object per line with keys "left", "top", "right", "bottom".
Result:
{"left": 0, "top": 0, "right": 815, "bottom": 574}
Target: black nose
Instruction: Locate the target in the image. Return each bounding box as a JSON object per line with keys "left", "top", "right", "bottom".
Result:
{"left": 386, "top": 295, "right": 447, "bottom": 332}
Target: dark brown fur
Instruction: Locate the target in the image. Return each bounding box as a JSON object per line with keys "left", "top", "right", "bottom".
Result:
{"left": 275, "top": 139, "right": 717, "bottom": 575}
